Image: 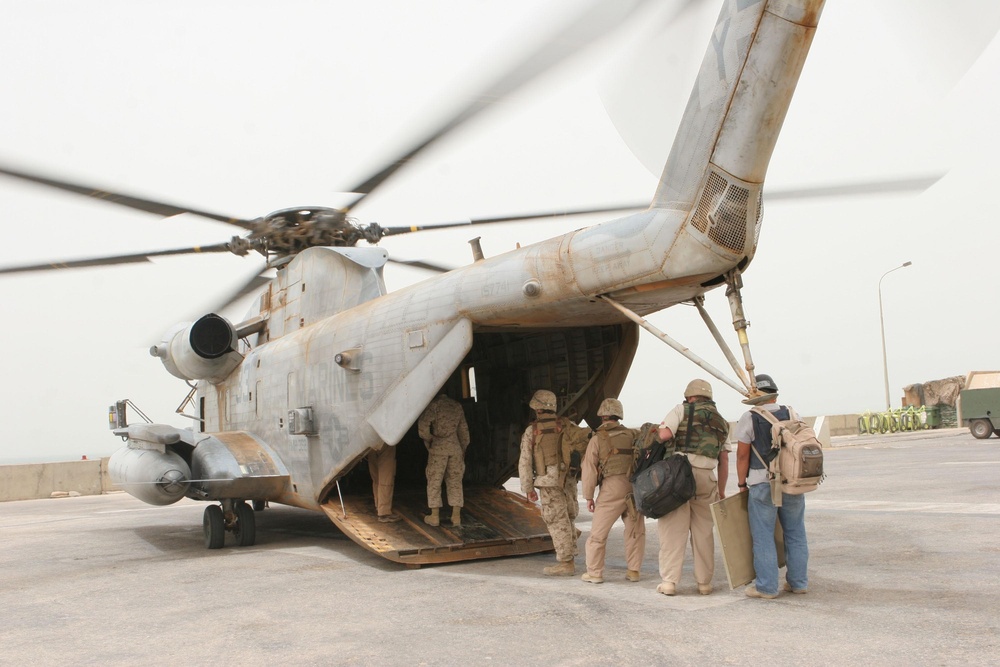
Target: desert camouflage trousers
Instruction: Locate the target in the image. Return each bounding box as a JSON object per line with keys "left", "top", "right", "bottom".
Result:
{"left": 565, "top": 475, "right": 580, "bottom": 522}
{"left": 539, "top": 481, "right": 579, "bottom": 562}
{"left": 426, "top": 448, "right": 465, "bottom": 509}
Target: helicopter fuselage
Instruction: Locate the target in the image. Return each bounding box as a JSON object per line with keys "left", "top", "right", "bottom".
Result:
{"left": 109, "top": 0, "right": 825, "bottom": 560}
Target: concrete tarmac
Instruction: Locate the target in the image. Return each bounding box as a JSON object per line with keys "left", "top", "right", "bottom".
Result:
{"left": 2, "top": 428, "right": 998, "bottom": 666}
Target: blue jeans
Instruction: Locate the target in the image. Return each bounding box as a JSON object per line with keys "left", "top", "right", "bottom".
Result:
{"left": 748, "top": 483, "right": 808, "bottom": 595}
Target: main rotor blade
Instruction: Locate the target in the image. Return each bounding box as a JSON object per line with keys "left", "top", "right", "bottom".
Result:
{"left": 765, "top": 175, "right": 944, "bottom": 201}
{"left": 339, "top": 0, "right": 653, "bottom": 213}
{"left": 0, "top": 163, "right": 256, "bottom": 230}
{"left": 387, "top": 258, "right": 455, "bottom": 273}
{"left": 206, "top": 270, "right": 274, "bottom": 314}
{"left": 0, "top": 243, "right": 235, "bottom": 275}
{"left": 379, "top": 203, "right": 650, "bottom": 237}
{"left": 379, "top": 174, "right": 945, "bottom": 240}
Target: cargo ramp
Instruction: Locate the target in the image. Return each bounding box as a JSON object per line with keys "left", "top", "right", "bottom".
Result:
{"left": 321, "top": 486, "right": 554, "bottom": 565}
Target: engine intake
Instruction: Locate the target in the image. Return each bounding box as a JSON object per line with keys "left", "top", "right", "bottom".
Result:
{"left": 151, "top": 313, "right": 243, "bottom": 383}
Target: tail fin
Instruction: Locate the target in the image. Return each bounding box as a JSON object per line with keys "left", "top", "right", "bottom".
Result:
{"left": 653, "top": 0, "right": 825, "bottom": 257}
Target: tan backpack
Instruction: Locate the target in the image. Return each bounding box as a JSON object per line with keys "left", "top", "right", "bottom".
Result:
{"left": 750, "top": 407, "right": 824, "bottom": 503}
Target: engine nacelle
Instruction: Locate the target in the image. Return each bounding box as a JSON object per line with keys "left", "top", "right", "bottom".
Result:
{"left": 109, "top": 445, "right": 192, "bottom": 506}
{"left": 150, "top": 313, "right": 243, "bottom": 383}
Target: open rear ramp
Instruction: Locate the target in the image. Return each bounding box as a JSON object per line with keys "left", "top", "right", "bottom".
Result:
{"left": 321, "top": 487, "right": 553, "bottom": 565}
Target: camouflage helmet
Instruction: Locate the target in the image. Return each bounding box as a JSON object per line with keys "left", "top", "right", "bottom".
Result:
{"left": 597, "top": 398, "right": 623, "bottom": 419}
{"left": 684, "top": 378, "right": 713, "bottom": 400}
{"left": 755, "top": 374, "right": 778, "bottom": 394}
{"left": 529, "top": 389, "right": 557, "bottom": 411}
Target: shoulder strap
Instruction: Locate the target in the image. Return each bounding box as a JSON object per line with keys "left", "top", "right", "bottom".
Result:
{"left": 684, "top": 401, "right": 696, "bottom": 450}
{"left": 751, "top": 443, "right": 770, "bottom": 469}
{"left": 751, "top": 406, "right": 780, "bottom": 426}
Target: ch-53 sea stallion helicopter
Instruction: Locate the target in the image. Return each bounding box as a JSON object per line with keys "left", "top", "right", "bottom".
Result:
{"left": 0, "top": 0, "right": 928, "bottom": 564}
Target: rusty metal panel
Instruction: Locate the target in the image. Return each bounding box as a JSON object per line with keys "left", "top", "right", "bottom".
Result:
{"left": 321, "top": 487, "right": 553, "bottom": 565}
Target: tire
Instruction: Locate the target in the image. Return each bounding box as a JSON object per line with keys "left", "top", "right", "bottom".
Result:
{"left": 234, "top": 502, "right": 256, "bottom": 547}
{"left": 970, "top": 419, "right": 993, "bottom": 439}
{"left": 252, "top": 499, "right": 266, "bottom": 512}
{"left": 203, "top": 505, "right": 225, "bottom": 549}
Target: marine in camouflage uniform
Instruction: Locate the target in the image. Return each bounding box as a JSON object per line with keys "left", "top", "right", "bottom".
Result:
{"left": 580, "top": 398, "right": 645, "bottom": 583}
{"left": 518, "top": 389, "right": 591, "bottom": 576}
{"left": 655, "top": 379, "right": 731, "bottom": 596}
{"left": 418, "top": 394, "right": 470, "bottom": 527}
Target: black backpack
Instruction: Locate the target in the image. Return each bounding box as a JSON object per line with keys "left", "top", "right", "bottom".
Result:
{"left": 630, "top": 408, "right": 697, "bottom": 518}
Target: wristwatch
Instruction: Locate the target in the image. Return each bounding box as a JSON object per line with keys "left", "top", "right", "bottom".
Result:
{"left": 738, "top": 482, "right": 748, "bottom": 488}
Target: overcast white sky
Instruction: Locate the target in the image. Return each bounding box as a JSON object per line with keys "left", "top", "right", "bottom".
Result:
{"left": 1, "top": 1, "right": 998, "bottom": 463}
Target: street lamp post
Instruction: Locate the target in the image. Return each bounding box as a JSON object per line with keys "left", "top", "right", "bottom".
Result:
{"left": 879, "top": 261, "right": 913, "bottom": 410}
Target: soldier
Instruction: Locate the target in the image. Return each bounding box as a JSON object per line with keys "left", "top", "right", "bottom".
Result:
{"left": 418, "top": 393, "right": 470, "bottom": 527}
{"left": 580, "top": 398, "right": 645, "bottom": 583}
{"left": 367, "top": 444, "right": 400, "bottom": 523}
{"left": 655, "top": 379, "right": 730, "bottom": 596}
{"left": 518, "top": 389, "right": 591, "bottom": 576}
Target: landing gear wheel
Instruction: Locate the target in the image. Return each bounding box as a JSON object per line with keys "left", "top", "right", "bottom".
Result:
{"left": 970, "top": 419, "right": 993, "bottom": 439}
{"left": 252, "top": 499, "right": 266, "bottom": 512}
{"left": 234, "top": 502, "right": 256, "bottom": 547}
{"left": 203, "top": 505, "right": 225, "bottom": 549}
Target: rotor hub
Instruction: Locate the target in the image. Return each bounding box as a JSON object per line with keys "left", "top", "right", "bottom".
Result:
{"left": 254, "top": 207, "right": 377, "bottom": 257}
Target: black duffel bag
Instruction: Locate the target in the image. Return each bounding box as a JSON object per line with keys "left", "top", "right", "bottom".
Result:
{"left": 631, "top": 453, "right": 695, "bottom": 518}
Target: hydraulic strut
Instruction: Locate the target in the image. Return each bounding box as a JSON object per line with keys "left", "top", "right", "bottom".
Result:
{"left": 602, "top": 271, "right": 769, "bottom": 403}
{"left": 599, "top": 295, "right": 747, "bottom": 396}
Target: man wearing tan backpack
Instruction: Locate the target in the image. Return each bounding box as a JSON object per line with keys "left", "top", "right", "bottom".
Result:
{"left": 735, "top": 374, "right": 810, "bottom": 599}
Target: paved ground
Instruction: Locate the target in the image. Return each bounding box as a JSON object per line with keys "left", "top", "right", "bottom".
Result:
{"left": 2, "top": 427, "right": 998, "bottom": 666}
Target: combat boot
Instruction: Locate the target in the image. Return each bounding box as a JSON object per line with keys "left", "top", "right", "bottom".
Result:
{"left": 581, "top": 573, "right": 603, "bottom": 584}
{"left": 656, "top": 582, "right": 676, "bottom": 596}
{"left": 424, "top": 508, "right": 440, "bottom": 526}
{"left": 625, "top": 570, "right": 641, "bottom": 582}
{"left": 451, "top": 507, "right": 461, "bottom": 526}
{"left": 543, "top": 561, "right": 575, "bottom": 576}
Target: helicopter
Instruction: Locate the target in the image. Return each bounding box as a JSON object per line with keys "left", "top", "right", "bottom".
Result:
{"left": 0, "top": 0, "right": 946, "bottom": 563}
